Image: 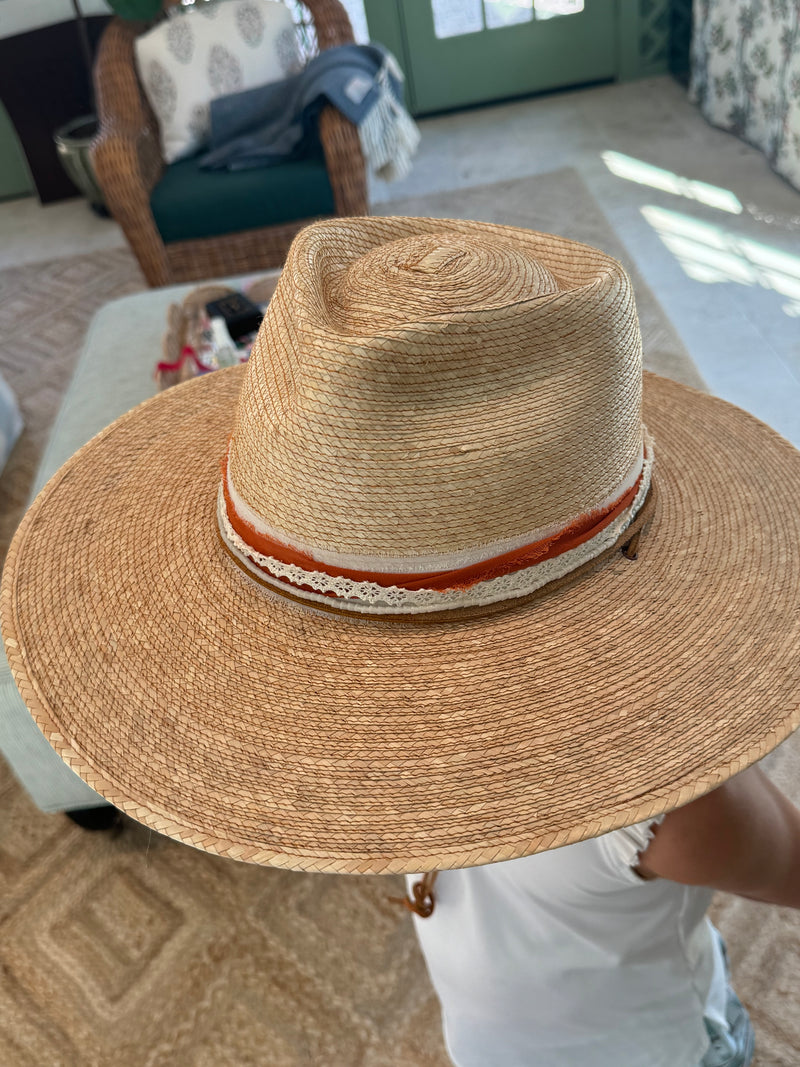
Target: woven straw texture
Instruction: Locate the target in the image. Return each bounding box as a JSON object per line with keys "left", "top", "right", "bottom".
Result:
{"left": 3, "top": 357, "right": 800, "bottom": 873}
{"left": 1, "top": 179, "right": 798, "bottom": 1066}
{"left": 230, "top": 218, "right": 643, "bottom": 560}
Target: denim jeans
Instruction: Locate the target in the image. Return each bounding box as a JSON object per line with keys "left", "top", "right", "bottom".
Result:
{"left": 700, "top": 935, "right": 755, "bottom": 1067}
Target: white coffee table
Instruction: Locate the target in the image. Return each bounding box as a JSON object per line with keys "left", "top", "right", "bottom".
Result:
{"left": 0, "top": 272, "right": 279, "bottom": 813}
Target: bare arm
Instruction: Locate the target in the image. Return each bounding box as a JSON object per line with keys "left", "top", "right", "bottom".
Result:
{"left": 636, "top": 765, "right": 800, "bottom": 909}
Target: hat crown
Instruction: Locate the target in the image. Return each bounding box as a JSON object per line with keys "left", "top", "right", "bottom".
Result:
{"left": 326, "top": 232, "right": 559, "bottom": 333}
{"left": 227, "top": 217, "right": 643, "bottom": 566}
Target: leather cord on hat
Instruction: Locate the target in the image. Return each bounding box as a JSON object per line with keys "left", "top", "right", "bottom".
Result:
{"left": 389, "top": 871, "right": 438, "bottom": 918}
{"left": 621, "top": 528, "right": 643, "bottom": 560}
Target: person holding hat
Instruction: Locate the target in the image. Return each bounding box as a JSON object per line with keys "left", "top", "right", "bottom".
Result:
{"left": 403, "top": 763, "right": 800, "bottom": 1067}
{"left": 3, "top": 217, "right": 800, "bottom": 1067}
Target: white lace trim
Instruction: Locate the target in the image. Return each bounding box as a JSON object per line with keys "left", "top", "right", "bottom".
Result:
{"left": 217, "top": 448, "right": 653, "bottom": 616}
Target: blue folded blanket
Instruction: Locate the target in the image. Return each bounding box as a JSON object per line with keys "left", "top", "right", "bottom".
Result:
{"left": 200, "top": 43, "right": 419, "bottom": 181}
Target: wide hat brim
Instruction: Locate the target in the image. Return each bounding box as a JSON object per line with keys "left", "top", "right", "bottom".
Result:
{"left": 3, "top": 368, "right": 800, "bottom": 874}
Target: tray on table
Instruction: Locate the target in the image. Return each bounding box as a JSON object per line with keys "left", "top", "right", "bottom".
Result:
{"left": 158, "top": 274, "right": 281, "bottom": 391}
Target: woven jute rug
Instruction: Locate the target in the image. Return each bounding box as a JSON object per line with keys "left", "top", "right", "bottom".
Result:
{"left": 0, "top": 170, "right": 797, "bottom": 1066}
{"left": 0, "top": 247, "right": 146, "bottom": 563}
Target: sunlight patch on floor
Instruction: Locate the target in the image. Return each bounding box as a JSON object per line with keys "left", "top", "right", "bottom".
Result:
{"left": 602, "top": 151, "right": 743, "bottom": 215}
{"left": 641, "top": 204, "right": 800, "bottom": 317}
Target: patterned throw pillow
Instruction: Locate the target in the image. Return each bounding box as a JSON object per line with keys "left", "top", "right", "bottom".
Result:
{"left": 135, "top": 0, "right": 303, "bottom": 164}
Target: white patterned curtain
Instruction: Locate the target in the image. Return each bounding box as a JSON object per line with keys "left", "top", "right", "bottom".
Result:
{"left": 691, "top": 0, "right": 800, "bottom": 191}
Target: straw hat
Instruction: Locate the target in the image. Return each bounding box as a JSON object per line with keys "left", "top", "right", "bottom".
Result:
{"left": 3, "top": 216, "right": 800, "bottom": 876}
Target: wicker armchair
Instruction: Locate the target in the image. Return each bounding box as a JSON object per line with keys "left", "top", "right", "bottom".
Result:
{"left": 91, "top": 0, "right": 368, "bottom": 287}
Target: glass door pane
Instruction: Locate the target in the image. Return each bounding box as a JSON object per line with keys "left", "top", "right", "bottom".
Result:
{"left": 534, "top": 0, "right": 584, "bottom": 21}
{"left": 432, "top": 0, "right": 484, "bottom": 39}
{"left": 431, "top": 0, "right": 583, "bottom": 38}
{"left": 484, "top": 0, "right": 533, "bottom": 31}
{"left": 396, "top": 0, "right": 615, "bottom": 114}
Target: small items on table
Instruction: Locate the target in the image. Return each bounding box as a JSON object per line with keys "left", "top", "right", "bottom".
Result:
{"left": 157, "top": 275, "right": 280, "bottom": 390}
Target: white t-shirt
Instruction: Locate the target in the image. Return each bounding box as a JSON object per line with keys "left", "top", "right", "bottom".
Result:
{"left": 406, "top": 819, "right": 730, "bottom": 1067}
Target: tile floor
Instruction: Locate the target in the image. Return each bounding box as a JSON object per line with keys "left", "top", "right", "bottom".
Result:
{"left": 2, "top": 75, "right": 799, "bottom": 442}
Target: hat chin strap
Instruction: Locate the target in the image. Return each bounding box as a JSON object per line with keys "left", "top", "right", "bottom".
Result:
{"left": 389, "top": 872, "right": 438, "bottom": 919}
{"left": 216, "top": 439, "right": 654, "bottom": 617}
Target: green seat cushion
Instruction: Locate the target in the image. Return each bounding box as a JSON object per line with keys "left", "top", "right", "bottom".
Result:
{"left": 150, "top": 146, "right": 335, "bottom": 244}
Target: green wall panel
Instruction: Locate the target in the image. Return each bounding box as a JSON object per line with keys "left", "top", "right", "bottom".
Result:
{"left": 0, "top": 101, "right": 33, "bottom": 200}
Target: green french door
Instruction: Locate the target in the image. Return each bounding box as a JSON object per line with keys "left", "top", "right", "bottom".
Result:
{"left": 366, "top": 0, "right": 617, "bottom": 115}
